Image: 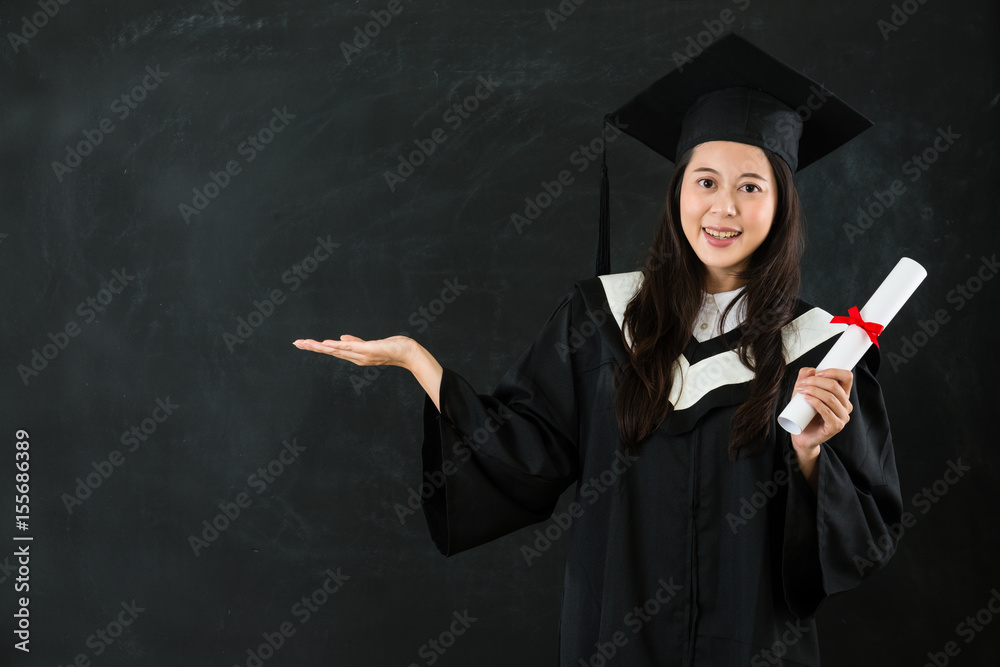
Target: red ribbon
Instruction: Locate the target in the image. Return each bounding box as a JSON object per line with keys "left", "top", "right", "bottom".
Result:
{"left": 831, "top": 306, "right": 884, "bottom": 347}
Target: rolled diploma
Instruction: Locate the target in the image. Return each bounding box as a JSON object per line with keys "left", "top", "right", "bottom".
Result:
{"left": 777, "top": 257, "right": 927, "bottom": 435}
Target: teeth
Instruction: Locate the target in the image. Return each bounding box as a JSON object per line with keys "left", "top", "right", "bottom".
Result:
{"left": 704, "top": 228, "right": 742, "bottom": 239}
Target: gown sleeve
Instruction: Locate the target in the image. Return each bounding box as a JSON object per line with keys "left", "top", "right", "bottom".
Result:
{"left": 420, "top": 288, "right": 583, "bottom": 556}
{"left": 781, "top": 343, "right": 904, "bottom": 618}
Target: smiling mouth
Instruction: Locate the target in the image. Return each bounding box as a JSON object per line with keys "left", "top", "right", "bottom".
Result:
{"left": 704, "top": 228, "right": 742, "bottom": 239}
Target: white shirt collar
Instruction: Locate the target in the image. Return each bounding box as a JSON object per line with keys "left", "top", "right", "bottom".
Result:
{"left": 707, "top": 285, "right": 746, "bottom": 315}
{"left": 694, "top": 285, "right": 747, "bottom": 342}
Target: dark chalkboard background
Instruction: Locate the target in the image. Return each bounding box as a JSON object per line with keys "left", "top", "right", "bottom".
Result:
{"left": 2, "top": 0, "right": 998, "bottom": 665}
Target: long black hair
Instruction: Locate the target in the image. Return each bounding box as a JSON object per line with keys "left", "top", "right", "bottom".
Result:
{"left": 614, "top": 145, "right": 805, "bottom": 461}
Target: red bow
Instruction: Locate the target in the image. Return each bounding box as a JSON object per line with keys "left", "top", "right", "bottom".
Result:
{"left": 831, "top": 306, "right": 884, "bottom": 347}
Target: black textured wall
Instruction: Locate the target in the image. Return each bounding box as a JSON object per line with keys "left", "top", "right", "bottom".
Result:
{"left": 1, "top": 0, "right": 998, "bottom": 665}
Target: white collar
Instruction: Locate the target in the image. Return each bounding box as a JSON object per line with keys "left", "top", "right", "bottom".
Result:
{"left": 704, "top": 285, "right": 746, "bottom": 314}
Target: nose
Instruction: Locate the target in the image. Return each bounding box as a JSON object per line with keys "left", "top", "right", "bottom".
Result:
{"left": 711, "top": 190, "right": 737, "bottom": 217}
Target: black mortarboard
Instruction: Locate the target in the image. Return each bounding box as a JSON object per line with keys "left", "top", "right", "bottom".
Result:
{"left": 595, "top": 33, "right": 873, "bottom": 275}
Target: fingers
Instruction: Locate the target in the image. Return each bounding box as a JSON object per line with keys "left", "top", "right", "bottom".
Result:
{"left": 293, "top": 334, "right": 366, "bottom": 349}
{"left": 796, "top": 366, "right": 816, "bottom": 383}
{"left": 796, "top": 368, "right": 853, "bottom": 436}
{"left": 321, "top": 335, "right": 366, "bottom": 344}
{"left": 796, "top": 372, "right": 851, "bottom": 409}
{"left": 816, "top": 367, "right": 854, "bottom": 397}
{"left": 797, "top": 384, "right": 850, "bottom": 422}
{"left": 294, "top": 338, "right": 355, "bottom": 357}
{"left": 799, "top": 389, "right": 850, "bottom": 437}
{"left": 293, "top": 338, "right": 329, "bottom": 350}
{"left": 791, "top": 367, "right": 857, "bottom": 450}
{"left": 292, "top": 337, "right": 387, "bottom": 367}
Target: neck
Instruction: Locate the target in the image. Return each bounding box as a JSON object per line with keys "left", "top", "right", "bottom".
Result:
{"left": 704, "top": 268, "right": 747, "bottom": 294}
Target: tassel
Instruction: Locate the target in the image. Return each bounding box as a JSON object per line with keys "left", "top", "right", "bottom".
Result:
{"left": 596, "top": 114, "right": 611, "bottom": 277}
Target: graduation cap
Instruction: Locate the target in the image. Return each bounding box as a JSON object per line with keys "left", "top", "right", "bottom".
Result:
{"left": 595, "top": 33, "right": 873, "bottom": 275}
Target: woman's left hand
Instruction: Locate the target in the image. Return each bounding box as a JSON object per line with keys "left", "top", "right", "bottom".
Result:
{"left": 790, "top": 367, "right": 854, "bottom": 452}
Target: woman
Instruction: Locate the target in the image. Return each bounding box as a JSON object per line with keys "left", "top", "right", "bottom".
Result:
{"left": 295, "top": 34, "right": 902, "bottom": 666}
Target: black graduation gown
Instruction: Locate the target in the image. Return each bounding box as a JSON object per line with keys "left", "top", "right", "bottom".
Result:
{"left": 419, "top": 271, "right": 903, "bottom": 666}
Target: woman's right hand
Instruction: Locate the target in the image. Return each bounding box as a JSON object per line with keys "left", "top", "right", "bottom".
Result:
{"left": 293, "top": 334, "right": 417, "bottom": 370}
{"left": 294, "top": 334, "right": 444, "bottom": 411}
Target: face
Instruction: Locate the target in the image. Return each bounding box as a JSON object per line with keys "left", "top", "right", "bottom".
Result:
{"left": 679, "top": 141, "right": 778, "bottom": 292}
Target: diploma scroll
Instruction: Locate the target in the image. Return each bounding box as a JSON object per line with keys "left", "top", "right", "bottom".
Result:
{"left": 777, "top": 257, "right": 927, "bottom": 435}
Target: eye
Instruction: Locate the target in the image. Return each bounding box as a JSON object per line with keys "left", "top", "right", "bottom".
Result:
{"left": 740, "top": 183, "right": 762, "bottom": 193}
{"left": 697, "top": 178, "right": 715, "bottom": 189}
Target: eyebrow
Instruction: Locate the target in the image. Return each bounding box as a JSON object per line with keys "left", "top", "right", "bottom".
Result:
{"left": 692, "top": 167, "right": 769, "bottom": 182}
